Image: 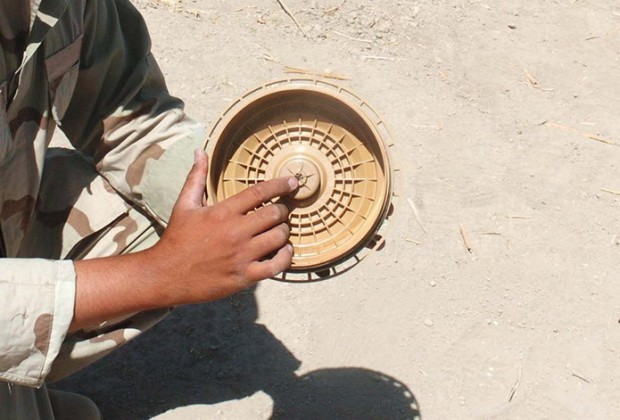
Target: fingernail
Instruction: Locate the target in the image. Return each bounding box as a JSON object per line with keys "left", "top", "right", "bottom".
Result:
{"left": 286, "top": 244, "right": 294, "bottom": 254}
{"left": 194, "top": 148, "right": 202, "bottom": 164}
{"left": 288, "top": 176, "right": 299, "bottom": 191}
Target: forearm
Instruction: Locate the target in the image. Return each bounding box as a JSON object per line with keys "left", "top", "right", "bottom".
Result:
{"left": 71, "top": 247, "right": 169, "bottom": 332}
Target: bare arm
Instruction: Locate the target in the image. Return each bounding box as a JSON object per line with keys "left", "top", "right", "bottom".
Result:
{"left": 71, "top": 150, "right": 298, "bottom": 331}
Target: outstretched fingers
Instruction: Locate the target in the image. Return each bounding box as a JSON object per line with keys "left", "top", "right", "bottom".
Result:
{"left": 247, "top": 244, "right": 294, "bottom": 280}
{"left": 226, "top": 176, "right": 298, "bottom": 214}
{"left": 245, "top": 203, "right": 290, "bottom": 234}
{"left": 249, "top": 222, "right": 290, "bottom": 259}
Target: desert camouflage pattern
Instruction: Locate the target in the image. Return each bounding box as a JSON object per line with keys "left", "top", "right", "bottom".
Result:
{"left": 0, "top": 0, "right": 203, "bottom": 389}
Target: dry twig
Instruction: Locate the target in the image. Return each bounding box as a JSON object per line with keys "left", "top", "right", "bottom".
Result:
{"left": 508, "top": 367, "right": 523, "bottom": 402}
{"left": 283, "top": 66, "right": 349, "bottom": 80}
{"left": 571, "top": 371, "right": 591, "bottom": 383}
{"left": 275, "top": 0, "right": 307, "bottom": 37}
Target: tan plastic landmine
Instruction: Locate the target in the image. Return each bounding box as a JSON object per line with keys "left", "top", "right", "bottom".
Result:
{"left": 205, "top": 79, "right": 396, "bottom": 281}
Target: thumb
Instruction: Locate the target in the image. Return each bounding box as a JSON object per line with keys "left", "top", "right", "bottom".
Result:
{"left": 174, "top": 149, "right": 209, "bottom": 211}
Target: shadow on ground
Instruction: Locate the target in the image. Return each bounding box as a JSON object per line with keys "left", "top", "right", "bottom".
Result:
{"left": 53, "top": 287, "right": 420, "bottom": 419}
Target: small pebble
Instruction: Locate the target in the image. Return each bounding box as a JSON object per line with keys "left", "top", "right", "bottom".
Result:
{"left": 429, "top": 280, "right": 437, "bottom": 287}
{"left": 424, "top": 319, "right": 434, "bottom": 327}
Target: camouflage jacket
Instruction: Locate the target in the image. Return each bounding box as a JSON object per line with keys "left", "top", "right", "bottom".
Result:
{"left": 0, "top": 0, "right": 203, "bottom": 387}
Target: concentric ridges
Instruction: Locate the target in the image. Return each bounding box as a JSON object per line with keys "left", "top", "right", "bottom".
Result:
{"left": 205, "top": 78, "right": 401, "bottom": 282}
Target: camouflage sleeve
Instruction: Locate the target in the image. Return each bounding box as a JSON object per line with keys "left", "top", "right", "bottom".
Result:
{"left": 60, "top": 0, "right": 204, "bottom": 225}
{"left": 0, "top": 259, "right": 75, "bottom": 387}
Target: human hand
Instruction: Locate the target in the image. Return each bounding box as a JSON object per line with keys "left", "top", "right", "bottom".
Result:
{"left": 148, "top": 149, "right": 299, "bottom": 306}
{"left": 71, "top": 149, "right": 297, "bottom": 330}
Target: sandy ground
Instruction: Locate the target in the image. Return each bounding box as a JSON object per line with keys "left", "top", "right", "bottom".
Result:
{"left": 54, "top": 0, "right": 620, "bottom": 419}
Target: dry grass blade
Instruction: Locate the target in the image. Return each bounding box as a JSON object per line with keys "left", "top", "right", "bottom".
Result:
{"left": 524, "top": 68, "right": 538, "bottom": 86}
{"left": 586, "top": 25, "right": 620, "bottom": 40}
{"left": 322, "top": 6, "right": 339, "bottom": 16}
{"left": 333, "top": 30, "right": 373, "bottom": 44}
{"left": 407, "top": 198, "right": 427, "bottom": 233}
{"left": 459, "top": 224, "right": 473, "bottom": 253}
{"left": 547, "top": 122, "right": 618, "bottom": 146}
{"left": 234, "top": 5, "right": 258, "bottom": 12}
{"left": 275, "top": 0, "right": 307, "bottom": 37}
{"left": 323, "top": 0, "right": 347, "bottom": 17}
{"left": 588, "top": 134, "right": 616, "bottom": 145}
{"left": 601, "top": 188, "right": 620, "bottom": 196}
{"left": 523, "top": 68, "right": 555, "bottom": 91}
{"left": 283, "top": 66, "right": 350, "bottom": 81}
{"left": 362, "top": 55, "right": 396, "bottom": 61}
{"left": 262, "top": 53, "right": 280, "bottom": 63}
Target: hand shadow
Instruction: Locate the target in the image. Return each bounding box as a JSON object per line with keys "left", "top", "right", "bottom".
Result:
{"left": 268, "top": 368, "right": 420, "bottom": 419}
{"left": 53, "top": 286, "right": 421, "bottom": 419}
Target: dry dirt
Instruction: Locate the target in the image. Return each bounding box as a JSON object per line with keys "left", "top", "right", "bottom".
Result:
{"left": 55, "top": 0, "right": 620, "bottom": 419}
